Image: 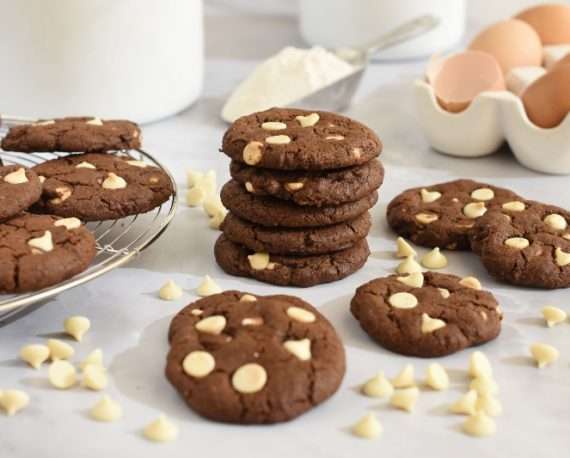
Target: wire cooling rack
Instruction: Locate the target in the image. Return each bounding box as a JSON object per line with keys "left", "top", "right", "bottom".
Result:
{"left": 0, "top": 115, "right": 178, "bottom": 324}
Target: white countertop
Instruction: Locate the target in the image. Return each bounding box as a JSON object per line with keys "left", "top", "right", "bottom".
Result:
{"left": 1, "top": 3, "right": 569, "bottom": 457}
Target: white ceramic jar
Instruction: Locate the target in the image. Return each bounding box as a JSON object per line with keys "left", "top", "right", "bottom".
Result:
{"left": 299, "top": 0, "right": 466, "bottom": 59}
{"left": 0, "top": 0, "right": 204, "bottom": 123}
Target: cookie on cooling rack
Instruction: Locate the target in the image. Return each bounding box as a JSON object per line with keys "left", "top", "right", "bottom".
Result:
{"left": 0, "top": 165, "right": 42, "bottom": 222}
{"left": 0, "top": 213, "right": 96, "bottom": 293}
{"left": 166, "top": 291, "right": 346, "bottom": 424}
{"left": 31, "top": 153, "right": 173, "bottom": 221}
{"left": 1, "top": 116, "right": 141, "bottom": 153}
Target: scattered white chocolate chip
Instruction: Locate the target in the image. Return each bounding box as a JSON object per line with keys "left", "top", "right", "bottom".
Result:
{"left": 476, "top": 393, "right": 502, "bottom": 417}
{"left": 196, "top": 275, "right": 222, "bottom": 297}
{"left": 421, "top": 313, "right": 446, "bottom": 334}
{"left": 75, "top": 161, "right": 96, "bottom": 170}
{"left": 542, "top": 305, "right": 567, "bottom": 327}
{"left": 159, "top": 280, "right": 183, "bottom": 301}
{"left": 397, "top": 272, "right": 424, "bottom": 288}
{"left": 351, "top": 413, "right": 383, "bottom": 439}
{"left": 390, "top": 387, "right": 419, "bottom": 412}
{"left": 27, "top": 231, "right": 54, "bottom": 253}
{"left": 555, "top": 247, "right": 570, "bottom": 267}
{"left": 144, "top": 415, "right": 178, "bottom": 443}
{"left": 90, "top": 395, "right": 123, "bottom": 422}
{"left": 463, "top": 202, "right": 487, "bottom": 219}
{"left": 50, "top": 186, "right": 72, "bottom": 204}
{"left": 38, "top": 175, "right": 46, "bottom": 184}
{"left": 47, "top": 339, "right": 74, "bottom": 361}
{"left": 459, "top": 276, "right": 482, "bottom": 290}
{"left": 396, "top": 237, "right": 417, "bottom": 258}
{"left": 243, "top": 141, "right": 264, "bottom": 165}
{"left": 283, "top": 339, "right": 311, "bottom": 361}
{"left": 425, "top": 363, "right": 449, "bottom": 391}
{"left": 240, "top": 294, "right": 257, "bottom": 302}
{"left": 195, "top": 316, "right": 226, "bottom": 335}
{"left": 420, "top": 188, "right": 442, "bottom": 203}
{"left": 86, "top": 117, "right": 103, "bottom": 126}
{"left": 415, "top": 213, "right": 438, "bottom": 224}
{"left": 232, "top": 363, "right": 267, "bottom": 394}
{"left": 20, "top": 344, "right": 50, "bottom": 370}
{"left": 469, "top": 376, "right": 499, "bottom": 395}
{"left": 392, "top": 364, "right": 415, "bottom": 388}
{"left": 242, "top": 317, "right": 263, "bottom": 326}
{"left": 186, "top": 169, "right": 204, "bottom": 188}
{"left": 64, "top": 316, "right": 91, "bottom": 342}
{"left": 530, "top": 343, "right": 559, "bottom": 368}
{"left": 82, "top": 364, "right": 108, "bottom": 391}
{"left": 261, "top": 121, "right": 287, "bottom": 131}
{"left": 504, "top": 237, "right": 530, "bottom": 249}
{"left": 54, "top": 217, "right": 81, "bottom": 230}
{"left": 0, "top": 390, "right": 30, "bottom": 416}
{"left": 285, "top": 182, "right": 304, "bottom": 191}
{"left": 190, "top": 309, "right": 203, "bottom": 316}
{"left": 202, "top": 195, "right": 226, "bottom": 217}
{"left": 352, "top": 147, "right": 362, "bottom": 158}
{"left": 564, "top": 234, "right": 570, "bottom": 241}
{"left": 265, "top": 134, "right": 291, "bottom": 145}
{"left": 102, "top": 173, "right": 127, "bottom": 190}
{"left": 361, "top": 372, "right": 394, "bottom": 398}
{"left": 468, "top": 351, "right": 493, "bottom": 379}
{"left": 209, "top": 208, "right": 227, "bottom": 230}
{"left": 247, "top": 252, "right": 270, "bottom": 270}
{"left": 389, "top": 292, "right": 418, "bottom": 309}
{"left": 182, "top": 351, "right": 215, "bottom": 378}
{"left": 126, "top": 160, "right": 148, "bottom": 168}
{"left": 438, "top": 288, "right": 450, "bottom": 299}
{"left": 48, "top": 360, "right": 77, "bottom": 389}
{"left": 396, "top": 255, "right": 423, "bottom": 274}
{"left": 449, "top": 390, "right": 478, "bottom": 415}
{"left": 80, "top": 349, "right": 103, "bottom": 370}
{"left": 502, "top": 201, "right": 526, "bottom": 212}
{"left": 462, "top": 411, "right": 496, "bottom": 437}
{"left": 3, "top": 168, "right": 28, "bottom": 184}
{"left": 544, "top": 214, "right": 567, "bottom": 231}
{"left": 286, "top": 306, "right": 316, "bottom": 323}
{"left": 421, "top": 247, "right": 448, "bottom": 269}
{"left": 471, "top": 188, "right": 495, "bottom": 201}
{"left": 296, "top": 113, "right": 320, "bottom": 127}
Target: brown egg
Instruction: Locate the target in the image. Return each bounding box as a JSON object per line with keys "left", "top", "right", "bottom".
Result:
{"left": 516, "top": 4, "right": 570, "bottom": 44}
{"left": 433, "top": 51, "right": 505, "bottom": 113}
{"left": 522, "top": 64, "right": 570, "bottom": 128}
{"left": 468, "top": 19, "right": 542, "bottom": 74}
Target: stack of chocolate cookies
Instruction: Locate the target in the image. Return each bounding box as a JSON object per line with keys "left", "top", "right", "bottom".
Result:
{"left": 215, "top": 108, "right": 384, "bottom": 287}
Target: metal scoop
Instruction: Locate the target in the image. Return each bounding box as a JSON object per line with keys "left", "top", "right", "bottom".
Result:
{"left": 292, "top": 14, "right": 440, "bottom": 111}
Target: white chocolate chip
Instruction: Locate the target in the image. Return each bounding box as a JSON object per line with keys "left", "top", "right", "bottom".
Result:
{"left": 3, "top": 168, "right": 28, "bottom": 184}
{"left": 144, "top": 415, "right": 178, "bottom": 443}
{"left": 555, "top": 247, "right": 570, "bottom": 267}
{"left": 28, "top": 231, "right": 54, "bottom": 253}
{"left": 351, "top": 413, "right": 383, "bottom": 439}
{"left": 476, "top": 393, "right": 502, "bottom": 417}
{"left": 463, "top": 202, "right": 487, "bottom": 219}
{"left": 462, "top": 412, "right": 496, "bottom": 437}
{"left": 459, "top": 276, "right": 482, "bottom": 290}
{"left": 285, "top": 182, "right": 304, "bottom": 191}
{"left": 544, "top": 214, "right": 568, "bottom": 231}
{"left": 265, "top": 135, "right": 291, "bottom": 145}
{"left": 392, "top": 364, "right": 415, "bottom": 388}
{"left": 182, "top": 351, "right": 215, "bottom": 378}
{"left": 247, "top": 252, "right": 270, "bottom": 270}
{"left": 504, "top": 237, "right": 530, "bottom": 249}
{"left": 283, "top": 338, "right": 311, "bottom": 361}
{"left": 48, "top": 360, "right": 77, "bottom": 389}
{"left": 243, "top": 141, "right": 264, "bottom": 165}
{"left": 542, "top": 305, "right": 567, "bottom": 327}
{"left": 242, "top": 317, "right": 263, "bottom": 326}
{"left": 425, "top": 363, "right": 450, "bottom": 391}
{"left": 90, "top": 395, "right": 122, "bottom": 422}
{"left": 421, "top": 247, "right": 448, "bottom": 269}
{"left": 396, "top": 255, "right": 423, "bottom": 274}
{"left": 388, "top": 292, "right": 418, "bottom": 309}
{"left": 190, "top": 309, "right": 203, "bottom": 316}
{"left": 287, "top": 306, "right": 316, "bottom": 323}
{"left": 266, "top": 262, "right": 278, "bottom": 270}
{"left": 240, "top": 294, "right": 257, "bottom": 302}
{"left": 480, "top": 311, "right": 488, "bottom": 320}
{"left": 186, "top": 186, "right": 206, "bottom": 207}
{"left": 261, "top": 121, "right": 287, "bottom": 131}
{"left": 468, "top": 351, "right": 493, "bottom": 379}
{"left": 0, "top": 390, "right": 30, "bottom": 416}
{"left": 126, "top": 160, "right": 148, "bottom": 168}
{"left": 102, "top": 173, "right": 127, "bottom": 190}
{"left": 438, "top": 288, "right": 450, "bottom": 299}
{"left": 196, "top": 275, "right": 222, "bottom": 297}
{"left": 186, "top": 169, "right": 204, "bottom": 188}
{"left": 390, "top": 387, "right": 419, "bottom": 412}
{"left": 245, "top": 182, "right": 254, "bottom": 193}
{"left": 421, "top": 313, "right": 446, "bottom": 333}
{"left": 75, "top": 161, "right": 96, "bottom": 170}
{"left": 20, "top": 344, "right": 50, "bottom": 370}
{"left": 80, "top": 349, "right": 103, "bottom": 370}
{"left": 195, "top": 316, "right": 226, "bottom": 335}
{"left": 564, "top": 234, "right": 570, "bottom": 241}
{"left": 469, "top": 376, "right": 499, "bottom": 395}
{"left": 82, "top": 364, "right": 108, "bottom": 391}
{"left": 232, "top": 363, "right": 267, "bottom": 393}
{"left": 362, "top": 372, "right": 394, "bottom": 398}
{"left": 64, "top": 316, "right": 91, "bottom": 342}
{"left": 352, "top": 147, "right": 362, "bottom": 158}
{"left": 86, "top": 117, "right": 103, "bottom": 126}
{"left": 396, "top": 237, "right": 417, "bottom": 258}
{"left": 415, "top": 212, "right": 439, "bottom": 224}
{"left": 502, "top": 201, "right": 526, "bottom": 212}
{"left": 50, "top": 186, "right": 72, "bottom": 204}
{"left": 203, "top": 195, "right": 226, "bottom": 217}
{"left": 530, "top": 343, "right": 559, "bottom": 368}
{"left": 296, "top": 113, "right": 320, "bottom": 127}
{"left": 38, "top": 175, "right": 46, "bottom": 184}
{"left": 47, "top": 339, "right": 74, "bottom": 361}
{"left": 449, "top": 390, "right": 478, "bottom": 415}
{"left": 420, "top": 188, "right": 442, "bottom": 203}
{"left": 35, "top": 120, "right": 55, "bottom": 126}
{"left": 397, "top": 272, "right": 424, "bottom": 288}
{"left": 159, "top": 280, "right": 183, "bottom": 301}
{"left": 54, "top": 217, "right": 81, "bottom": 230}
{"left": 471, "top": 188, "right": 495, "bottom": 201}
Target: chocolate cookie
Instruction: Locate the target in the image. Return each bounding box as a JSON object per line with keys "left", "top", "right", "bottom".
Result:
{"left": 229, "top": 159, "right": 384, "bottom": 207}
{"left": 0, "top": 166, "right": 42, "bottom": 221}
{"left": 1, "top": 117, "right": 141, "bottom": 153}
{"left": 166, "top": 290, "right": 346, "bottom": 424}
{"left": 351, "top": 272, "right": 502, "bottom": 357}
{"left": 387, "top": 179, "right": 523, "bottom": 250}
{"left": 0, "top": 213, "right": 96, "bottom": 292}
{"left": 215, "top": 235, "right": 370, "bottom": 287}
{"left": 471, "top": 200, "right": 570, "bottom": 289}
{"left": 222, "top": 212, "right": 371, "bottom": 255}
{"left": 31, "top": 153, "right": 173, "bottom": 221}
{"left": 221, "top": 108, "right": 381, "bottom": 171}
{"left": 221, "top": 180, "right": 377, "bottom": 228}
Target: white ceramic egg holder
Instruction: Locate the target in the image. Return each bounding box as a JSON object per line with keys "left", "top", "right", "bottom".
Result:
{"left": 414, "top": 79, "right": 570, "bottom": 175}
